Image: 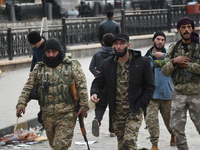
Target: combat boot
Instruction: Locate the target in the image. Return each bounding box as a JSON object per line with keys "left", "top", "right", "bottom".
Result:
{"left": 150, "top": 145, "right": 159, "bottom": 150}
{"left": 170, "top": 135, "right": 176, "bottom": 146}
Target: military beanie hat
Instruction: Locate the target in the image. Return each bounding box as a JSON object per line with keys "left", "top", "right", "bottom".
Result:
{"left": 44, "top": 38, "right": 62, "bottom": 52}
{"left": 152, "top": 31, "right": 166, "bottom": 41}
{"left": 27, "top": 31, "right": 41, "bottom": 44}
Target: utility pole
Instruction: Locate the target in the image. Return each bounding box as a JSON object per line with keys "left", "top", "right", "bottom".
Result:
{"left": 41, "top": 0, "right": 48, "bottom": 39}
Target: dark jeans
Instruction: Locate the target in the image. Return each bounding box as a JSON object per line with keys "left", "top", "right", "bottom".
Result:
{"left": 95, "top": 87, "right": 114, "bottom": 133}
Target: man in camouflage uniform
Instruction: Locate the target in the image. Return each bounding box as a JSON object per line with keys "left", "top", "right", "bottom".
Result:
{"left": 90, "top": 33, "right": 155, "bottom": 149}
{"left": 16, "top": 38, "right": 89, "bottom": 150}
{"left": 145, "top": 31, "right": 175, "bottom": 150}
{"left": 162, "top": 17, "right": 200, "bottom": 150}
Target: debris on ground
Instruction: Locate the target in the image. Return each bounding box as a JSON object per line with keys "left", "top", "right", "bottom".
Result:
{"left": 0, "top": 126, "right": 48, "bottom": 148}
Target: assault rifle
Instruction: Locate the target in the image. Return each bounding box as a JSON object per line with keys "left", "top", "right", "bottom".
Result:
{"left": 70, "top": 80, "right": 90, "bottom": 150}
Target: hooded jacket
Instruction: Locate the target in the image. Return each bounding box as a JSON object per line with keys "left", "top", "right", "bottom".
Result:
{"left": 89, "top": 46, "right": 115, "bottom": 77}
{"left": 91, "top": 49, "right": 155, "bottom": 118}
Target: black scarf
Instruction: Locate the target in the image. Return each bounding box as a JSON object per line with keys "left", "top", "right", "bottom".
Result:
{"left": 43, "top": 52, "right": 65, "bottom": 68}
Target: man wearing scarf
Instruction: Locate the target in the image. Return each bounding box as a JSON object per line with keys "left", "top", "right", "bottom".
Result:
{"left": 16, "top": 38, "right": 89, "bottom": 150}
{"left": 145, "top": 31, "right": 175, "bottom": 150}
{"left": 162, "top": 17, "right": 200, "bottom": 150}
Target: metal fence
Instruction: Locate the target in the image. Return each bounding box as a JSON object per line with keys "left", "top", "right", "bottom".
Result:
{"left": 1, "top": 5, "right": 200, "bottom": 60}
{"left": 0, "top": 26, "right": 63, "bottom": 60}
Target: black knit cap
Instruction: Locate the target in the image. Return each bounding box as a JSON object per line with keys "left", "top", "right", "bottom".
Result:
{"left": 113, "top": 33, "right": 129, "bottom": 43}
{"left": 27, "top": 31, "right": 41, "bottom": 44}
{"left": 152, "top": 31, "right": 166, "bottom": 41}
{"left": 44, "top": 38, "right": 62, "bottom": 52}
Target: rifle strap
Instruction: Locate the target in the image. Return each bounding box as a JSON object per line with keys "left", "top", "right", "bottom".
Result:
{"left": 171, "top": 40, "right": 196, "bottom": 61}
{"left": 171, "top": 39, "right": 181, "bottom": 59}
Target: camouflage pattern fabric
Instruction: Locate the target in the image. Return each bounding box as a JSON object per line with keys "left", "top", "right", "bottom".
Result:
{"left": 112, "top": 56, "right": 143, "bottom": 150}
{"left": 170, "top": 90, "right": 200, "bottom": 150}
{"left": 115, "top": 60, "right": 130, "bottom": 112}
{"left": 16, "top": 56, "right": 89, "bottom": 111}
{"left": 43, "top": 111, "right": 77, "bottom": 149}
{"left": 161, "top": 42, "right": 200, "bottom": 95}
{"left": 113, "top": 111, "right": 143, "bottom": 150}
{"left": 154, "top": 60, "right": 169, "bottom": 68}
{"left": 154, "top": 59, "right": 200, "bottom": 68}
{"left": 16, "top": 56, "right": 89, "bottom": 149}
{"left": 146, "top": 99, "right": 174, "bottom": 146}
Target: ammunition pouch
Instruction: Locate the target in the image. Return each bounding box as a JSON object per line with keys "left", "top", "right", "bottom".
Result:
{"left": 29, "top": 86, "right": 40, "bottom": 100}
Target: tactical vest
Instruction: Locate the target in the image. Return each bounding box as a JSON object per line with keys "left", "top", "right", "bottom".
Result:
{"left": 171, "top": 41, "right": 200, "bottom": 85}
{"left": 170, "top": 40, "right": 200, "bottom": 62}
{"left": 35, "top": 59, "right": 74, "bottom": 107}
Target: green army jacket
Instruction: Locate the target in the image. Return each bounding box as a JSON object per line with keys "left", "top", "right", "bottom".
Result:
{"left": 161, "top": 41, "right": 200, "bottom": 95}
{"left": 16, "top": 56, "right": 89, "bottom": 114}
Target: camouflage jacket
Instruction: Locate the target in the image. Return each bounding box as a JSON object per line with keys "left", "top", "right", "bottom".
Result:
{"left": 16, "top": 56, "right": 89, "bottom": 115}
{"left": 161, "top": 41, "right": 200, "bottom": 95}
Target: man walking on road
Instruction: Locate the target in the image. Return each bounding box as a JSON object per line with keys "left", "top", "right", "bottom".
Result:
{"left": 144, "top": 31, "right": 175, "bottom": 150}
{"left": 27, "top": 31, "right": 47, "bottom": 127}
{"left": 98, "top": 10, "right": 121, "bottom": 45}
{"left": 16, "top": 38, "right": 89, "bottom": 150}
{"left": 162, "top": 17, "right": 200, "bottom": 150}
{"left": 90, "top": 33, "right": 155, "bottom": 149}
{"left": 89, "top": 33, "right": 115, "bottom": 137}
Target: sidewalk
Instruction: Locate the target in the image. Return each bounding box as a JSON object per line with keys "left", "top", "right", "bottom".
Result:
{"left": 0, "top": 43, "right": 199, "bottom": 150}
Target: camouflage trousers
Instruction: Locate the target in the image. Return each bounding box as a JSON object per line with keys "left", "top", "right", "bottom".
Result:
{"left": 42, "top": 111, "right": 77, "bottom": 150}
{"left": 170, "top": 90, "right": 200, "bottom": 150}
{"left": 112, "top": 111, "right": 143, "bottom": 150}
{"left": 146, "top": 99, "right": 174, "bottom": 146}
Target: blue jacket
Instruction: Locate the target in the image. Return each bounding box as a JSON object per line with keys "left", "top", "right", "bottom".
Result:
{"left": 145, "top": 46, "right": 174, "bottom": 100}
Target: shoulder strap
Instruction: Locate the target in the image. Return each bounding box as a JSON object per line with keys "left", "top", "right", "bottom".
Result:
{"left": 171, "top": 40, "right": 197, "bottom": 61}
{"left": 54, "top": 68, "right": 69, "bottom": 84}
{"left": 53, "top": 60, "right": 72, "bottom": 85}
{"left": 171, "top": 39, "right": 182, "bottom": 59}
{"left": 191, "top": 42, "right": 197, "bottom": 62}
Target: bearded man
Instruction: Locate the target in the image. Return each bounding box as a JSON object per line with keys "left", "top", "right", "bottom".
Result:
{"left": 162, "top": 17, "right": 200, "bottom": 150}
{"left": 90, "top": 33, "right": 155, "bottom": 150}
{"left": 144, "top": 31, "right": 175, "bottom": 150}
{"left": 16, "top": 38, "right": 89, "bottom": 150}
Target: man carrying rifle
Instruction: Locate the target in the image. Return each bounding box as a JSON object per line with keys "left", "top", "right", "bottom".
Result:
{"left": 16, "top": 38, "right": 89, "bottom": 150}
{"left": 162, "top": 17, "right": 200, "bottom": 150}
